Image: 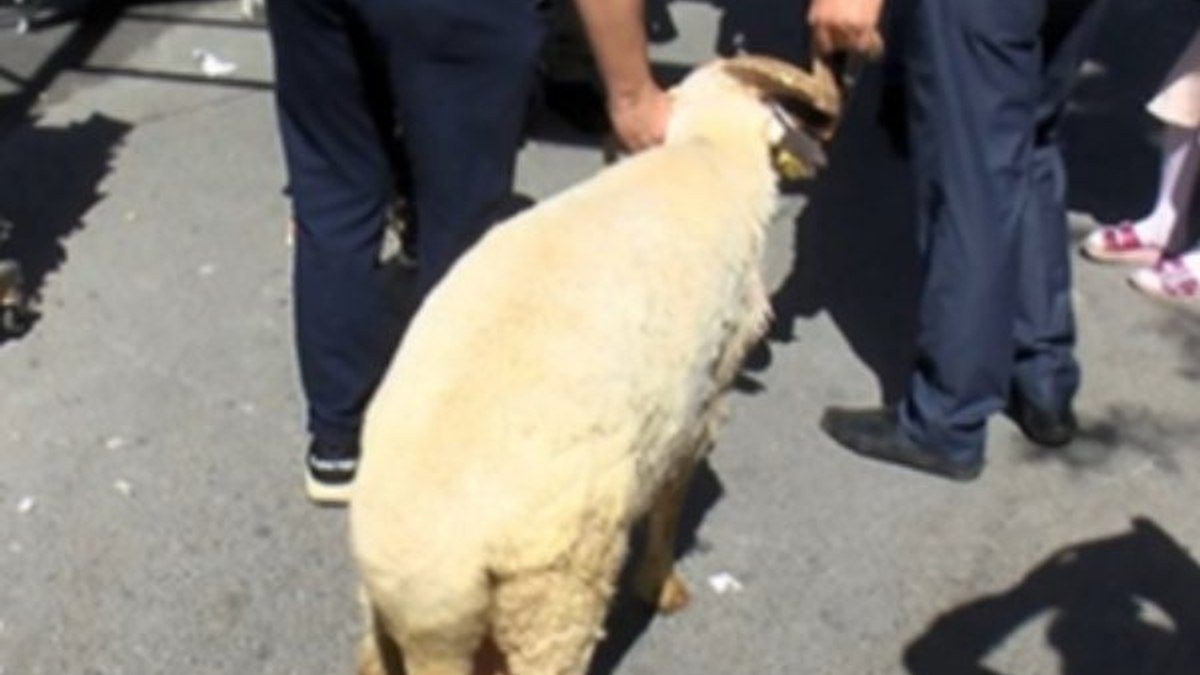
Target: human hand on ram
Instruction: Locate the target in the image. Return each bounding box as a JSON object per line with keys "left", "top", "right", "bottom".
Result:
{"left": 606, "top": 80, "right": 672, "bottom": 153}
{"left": 808, "top": 0, "right": 886, "bottom": 58}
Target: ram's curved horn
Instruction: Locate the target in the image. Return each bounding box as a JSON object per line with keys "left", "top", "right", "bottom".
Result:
{"left": 721, "top": 55, "right": 841, "bottom": 121}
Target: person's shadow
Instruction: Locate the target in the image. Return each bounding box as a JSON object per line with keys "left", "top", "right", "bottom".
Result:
{"left": 749, "top": 56, "right": 920, "bottom": 403}
{"left": 904, "top": 518, "right": 1200, "bottom": 675}
{"left": 0, "top": 112, "right": 130, "bottom": 340}
{"left": 0, "top": 0, "right": 135, "bottom": 343}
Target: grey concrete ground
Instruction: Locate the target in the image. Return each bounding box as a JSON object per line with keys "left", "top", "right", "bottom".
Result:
{"left": 1, "top": 1, "right": 1199, "bottom": 674}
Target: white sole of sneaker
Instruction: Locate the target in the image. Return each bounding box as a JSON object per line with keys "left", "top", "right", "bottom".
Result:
{"left": 305, "top": 472, "right": 353, "bottom": 506}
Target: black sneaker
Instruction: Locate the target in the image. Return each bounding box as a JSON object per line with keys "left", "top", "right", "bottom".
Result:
{"left": 305, "top": 438, "right": 359, "bottom": 505}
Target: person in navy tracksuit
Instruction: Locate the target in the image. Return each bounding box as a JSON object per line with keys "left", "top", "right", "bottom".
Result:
{"left": 267, "top": 0, "right": 671, "bottom": 503}
{"left": 814, "top": 0, "right": 1109, "bottom": 480}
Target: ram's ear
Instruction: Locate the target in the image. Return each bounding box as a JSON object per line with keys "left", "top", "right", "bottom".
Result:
{"left": 722, "top": 55, "right": 841, "bottom": 136}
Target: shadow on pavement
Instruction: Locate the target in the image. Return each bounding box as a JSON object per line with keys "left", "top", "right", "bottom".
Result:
{"left": 0, "top": 112, "right": 129, "bottom": 343}
{"left": 756, "top": 59, "right": 920, "bottom": 403}
{"left": 0, "top": 0, "right": 269, "bottom": 344}
{"left": 904, "top": 518, "right": 1200, "bottom": 675}
{"left": 1159, "top": 311, "right": 1200, "bottom": 382}
{"left": 1017, "top": 402, "right": 1200, "bottom": 474}
{"left": 0, "top": 1, "right": 135, "bottom": 343}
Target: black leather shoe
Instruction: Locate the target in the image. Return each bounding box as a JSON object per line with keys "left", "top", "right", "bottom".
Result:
{"left": 821, "top": 407, "right": 983, "bottom": 482}
{"left": 1007, "top": 392, "right": 1076, "bottom": 448}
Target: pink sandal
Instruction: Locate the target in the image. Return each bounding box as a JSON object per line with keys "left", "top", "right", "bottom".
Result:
{"left": 1128, "top": 257, "right": 1200, "bottom": 302}
{"left": 1080, "top": 221, "right": 1163, "bottom": 265}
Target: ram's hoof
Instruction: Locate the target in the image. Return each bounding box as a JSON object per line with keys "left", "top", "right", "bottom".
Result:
{"left": 656, "top": 573, "right": 691, "bottom": 614}
{"left": 636, "top": 570, "right": 690, "bottom": 614}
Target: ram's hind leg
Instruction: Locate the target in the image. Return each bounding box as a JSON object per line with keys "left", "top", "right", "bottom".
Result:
{"left": 633, "top": 452, "right": 702, "bottom": 614}
{"left": 492, "top": 556, "right": 623, "bottom": 675}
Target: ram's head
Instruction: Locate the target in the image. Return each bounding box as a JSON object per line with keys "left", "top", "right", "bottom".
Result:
{"left": 669, "top": 54, "right": 843, "bottom": 181}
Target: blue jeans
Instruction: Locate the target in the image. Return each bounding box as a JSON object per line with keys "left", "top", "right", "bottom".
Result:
{"left": 268, "top": 0, "right": 546, "bottom": 445}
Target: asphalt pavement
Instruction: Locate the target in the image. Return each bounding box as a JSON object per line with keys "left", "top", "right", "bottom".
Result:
{"left": 1, "top": 2, "right": 1199, "bottom": 674}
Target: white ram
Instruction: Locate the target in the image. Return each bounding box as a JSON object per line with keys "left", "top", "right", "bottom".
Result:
{"left": 350, "top": 54, "right": 841, "bottom": 675}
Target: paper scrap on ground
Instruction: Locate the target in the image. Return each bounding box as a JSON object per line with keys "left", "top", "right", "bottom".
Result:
{"left": 114, "top": 480, "right": 134, "bottom": 498}
{"left": 15, "top": 497, "right": 34, "bottom": 514}
{"left": 708, "top": 572, "right": 744, "bottom": 594}
{"left": 192, "top": 49, "right": 238, "bottom": 78}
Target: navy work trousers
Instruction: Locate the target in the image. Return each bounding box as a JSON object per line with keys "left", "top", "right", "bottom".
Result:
{"left": 898, "top": 0, "right": 1106, "bottom": 459}
{"left": 268, "top": 0, "right": 546, "bottom": 446}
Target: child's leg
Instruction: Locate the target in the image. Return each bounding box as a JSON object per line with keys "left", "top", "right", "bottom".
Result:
{"left": 1130, "top": 125, "right": 1200, "bottom": 246}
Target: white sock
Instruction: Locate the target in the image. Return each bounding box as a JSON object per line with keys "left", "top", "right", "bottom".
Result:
{"left": 1131, "top": 125, "right": 1200, "bottom": 246}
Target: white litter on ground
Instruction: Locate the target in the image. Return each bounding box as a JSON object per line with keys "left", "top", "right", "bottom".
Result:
{"left": 192, "top": 49, "right": 238, "bottom": 78}
{"left": 15, "top": 497, "right": 34, "bottom": 514}
{"left": 104, "top": 435, "right": 126, "bottom": 451}
{"left": 114, "top": 480, "right": 134, "bottom": 498}
{"left": 707, "top": 572, "right": 744, "bottom": 594}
